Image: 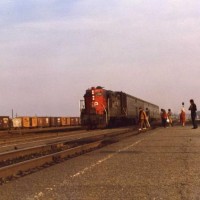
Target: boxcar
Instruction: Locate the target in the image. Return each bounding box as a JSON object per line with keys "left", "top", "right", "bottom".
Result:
{"left": 12, "top": 117, "right": 22, "bottom": 128}
{"left": 31, "top": 117, "right": 38, "bottom": 128}
{"left": 37, "top": 117, "right": 50, "bottom": 128}
{"left": 22, "top": 117, "right": 30, "bottom": 128}
{"left": 61, "top": 117, "right": 70, "bottom": 126}
{"left": 0, "top": 116, "right": 10, "bottom": 129}
{"left": 12, "top": 117, "right": 38, "bottom": 128}
{"left": 50, "top": 117, "right": 61, "bottom": 127}
{"left": 70, "top": 117, "right": 80, "bottom": 126}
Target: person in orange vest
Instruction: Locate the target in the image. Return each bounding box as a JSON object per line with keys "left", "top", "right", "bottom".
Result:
{"left": 161, "top": 109, "right": 168, "bottom": 128}
{"left": 180, "top": 108, "right": 186, "bottom": 127}
{"left": 138, "top": 107, "right": 147, "bottom": 131}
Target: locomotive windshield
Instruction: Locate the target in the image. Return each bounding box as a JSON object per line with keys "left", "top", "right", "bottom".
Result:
{"left": 95, "top": 92, "right": 102, "bottom": 96}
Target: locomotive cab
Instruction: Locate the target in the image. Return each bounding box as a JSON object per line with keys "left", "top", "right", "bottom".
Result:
{"left": 81, "top": 86, "right": 108, "bottom": 129}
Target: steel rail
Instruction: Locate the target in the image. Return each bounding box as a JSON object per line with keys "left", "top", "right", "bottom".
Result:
{"left": 0, "top": 128, "right": 132, "bottom": 163}
{"left": 0, "top": 140, "right": 102, "bottom": 179}
{"left": 0, "top": 127, "right": 136, "bottom": 182}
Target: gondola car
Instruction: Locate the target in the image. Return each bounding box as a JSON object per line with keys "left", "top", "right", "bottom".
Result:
{"left": 80, "top": 86, "right": 160, "bottom": 129}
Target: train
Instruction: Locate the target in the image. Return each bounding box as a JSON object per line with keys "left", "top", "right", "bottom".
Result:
{"left": 80, "top": 86, "right": 160, "bottom": 129}
{"left": 0, "top": 116, "right": 80, "bottom": 130}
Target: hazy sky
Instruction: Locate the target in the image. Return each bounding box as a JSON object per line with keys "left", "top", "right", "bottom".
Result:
{"left": 0, "top": 0, "right": 200, "bottom": 117}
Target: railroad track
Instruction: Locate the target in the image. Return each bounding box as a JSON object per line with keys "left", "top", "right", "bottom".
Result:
{"left": 0, "top": 130, "right": 87, "bottom": 147}
{"left": 0, "top": 126, "right": 82, "bottom": 144}
{"left": 0, "top": 126, "right": 81, "bottom": 135}
{"left": 0, "top": 127, "right": 136, "bottom": 154}
{"left": 0, "top": 127, "right": 137, "bottom": 185}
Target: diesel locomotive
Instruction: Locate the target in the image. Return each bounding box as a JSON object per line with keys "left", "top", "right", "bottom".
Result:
{"left": 80, "top": 86, "right": 160, "bottom": 129}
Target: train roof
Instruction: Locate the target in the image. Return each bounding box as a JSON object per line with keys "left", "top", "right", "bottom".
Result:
{"left": 125, "top": 93, "right": 159, "bottom": 108}
{"left": 107, "top": 90, "right": 159, "bottom": 108}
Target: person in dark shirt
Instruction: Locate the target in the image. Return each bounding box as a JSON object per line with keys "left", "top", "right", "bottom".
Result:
{"left": 189, "top": 99, "right": 198, "bottom": 129}
{"left": 160, "top": 109, "right": 167, "bottom": 128}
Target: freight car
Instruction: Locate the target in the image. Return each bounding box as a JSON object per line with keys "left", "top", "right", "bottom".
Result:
{"left": 0, "top": 116, "right": 10, "bottom": 130}
{"left": 80, "top": 86, "right": 160, "bottom": 129}
{"left": 12, "top": 117, "right": 38, "bottom": 128}
{"left": 10, "top": 116, "right": 80, "bottom": 129}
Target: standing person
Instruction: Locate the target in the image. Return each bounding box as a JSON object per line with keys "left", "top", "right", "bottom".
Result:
{"left": 189, "top": 99, "right": 198, "bottom": 129}
{"left": 180, "top": 108, "right": 186, "bottom": 126}
{"left": 160, "top": 109, "right": 168, "bottom": 128}
{"left": 138, "top": 107, "right": 147, "bottom": 131}
{"left": 167, "top": 109, "right": 173, "bottom": 126}
{"left": 145, "top": 108, "right": 151, "bottom": 128}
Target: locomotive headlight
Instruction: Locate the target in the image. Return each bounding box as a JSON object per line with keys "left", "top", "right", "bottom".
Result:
{"left": 92, "top": 90, "right": 95, "bottom": 101}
